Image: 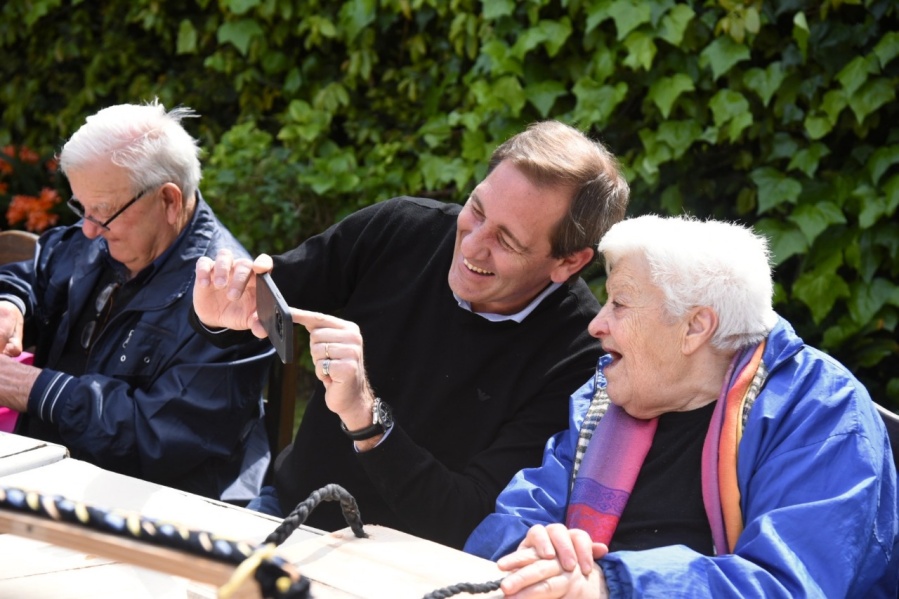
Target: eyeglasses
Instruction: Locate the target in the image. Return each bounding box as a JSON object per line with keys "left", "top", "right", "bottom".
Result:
{"left": 67, "top": 186, "right": 154, "bottom": 231}
{"left": 81, "top": 281, "right": 120, "bottom": 350}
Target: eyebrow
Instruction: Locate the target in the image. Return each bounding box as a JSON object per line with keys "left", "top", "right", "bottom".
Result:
{"left": 470, "top": 194, "right": 528, "bottom": 253}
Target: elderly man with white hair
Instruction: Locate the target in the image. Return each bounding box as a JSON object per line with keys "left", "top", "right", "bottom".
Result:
{"left": 0, "top": 100, "right": 273, "bottom": 502}
{"left": 465, "top": 215, "right": 899, "bottom": 598}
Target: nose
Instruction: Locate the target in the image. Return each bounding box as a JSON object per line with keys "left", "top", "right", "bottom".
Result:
{"left": 587, "top": 303, "right": 610, "bottom": 339}
{"left": 80, "top": 219, "right": 105, "bottom": 240}
{"left": 460, "top": 219, "right": 490, "bottom": 260}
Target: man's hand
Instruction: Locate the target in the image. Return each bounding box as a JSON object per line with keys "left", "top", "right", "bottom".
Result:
{"left": 291, "top": 308, "right": 378, "bottom": 447}
{"left": 193, "top": 249, "right": 273, "bottom": 337}
{"left": 496, "top": 524, "right": 609, "bottom": 599}
{"left": 0, "top": 300, "right": 25, "bottom": 357}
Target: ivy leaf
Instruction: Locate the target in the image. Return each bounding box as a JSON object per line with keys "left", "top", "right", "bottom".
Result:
{"left": 787, "top": 201, "right": 845, "bottom": 245}
{"left": 648, "top": 73, "right": 695, "bottom": 119}
{"left": 539, "top": 18, "right": 573, "bottom": 57}
{"left": 709, "top": 89, "right": 751, "bottom": 141}
{"left": 750, "top": 166, "right": 802, "bottom": 214}
{"left": 483, "top": 0, "right": 515, "bottom": 20}
{"left": 482, "top": 40, "right": 522, "bottom": 76}
{"left": 743, "top": 62, "right": 786, "bottom": 107}
{"left": 856, "top": 186, "right": 885, "bottom": 229}
{"left": 177, "top": 19, "right": 197, "bottom": 55}
{"left": 700, "top": 36, "right": 750, "bottom": 80}
{"left": 803, "top": 113, "right": 833, "bottom": 140}
{"left": 848, "top": 278, "right": 897, "bottom": 326}
{"left": 873, "top": 31, "right": 899, "bottom": 68}
{"left": 217, "top": 19, "right": 264, "bottom": 56}
{"left": 418, "top": 117, "right": 452, "bottom": 149}
{"left": 836, "top": 55, "right": 879, "bottom": 97}
{"left": 793, "top": 12, "right": 809, "bottom": 60}
{"left": 769, "top": 133, "right": 800, "bottom": 161}
{"left": 656, "top": 120, "right": 702, "bottom": 160}
{"left": 754, "top": 218, "right": 808, "bottom": 266}
{"left": 884, "top": 173, "right": 899, "bottom": 217}
{"left": 622, "top": 31, "right": 656, "bottom": 71}
{"left": 792, "top": 253, "right": 850, "bottom": 324}
{"left": 658, "top": 4, "right": 695, "bottom": 46}
{"left": 585, "top": 0, "right": 614, "bottom": 34}
{"left": 820, "top": 89, "right": 848, "bottom": 125}
{"left": 419, "top": 154, "right": 466, "bottom": 190}
{"left": 572, "top": 79, "right": 628, "bottom": 126}
{"left": 847, "top": 77, "right": 896, "bottom": 124}
{"left": 868, "top": 145, "right": 899, "bottom": 185}
{"left": 338, "top": 0, "right": 377, "bottom": 42}
{"left": 608, "top": 0, "right": 651, "bottom": 41}
{"left": 787, "top": 142, "right": 830, "bottom": 177}
{"left": 224, "top": 0, "right": 260, "bottom": 16}
{"left": 525, "top": 80, "right": 568, "bottom": 117}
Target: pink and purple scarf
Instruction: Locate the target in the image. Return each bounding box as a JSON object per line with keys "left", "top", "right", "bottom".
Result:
{"left": 566, "top": 342, "right": 767, "bottom": 554}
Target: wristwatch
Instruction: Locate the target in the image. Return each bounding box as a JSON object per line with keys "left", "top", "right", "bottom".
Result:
{"left": 340, "top": 398, "right": 394, "bottom": 441}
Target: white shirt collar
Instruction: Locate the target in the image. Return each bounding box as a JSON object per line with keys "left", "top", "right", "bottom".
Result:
{"left": 453, "top": 282, "right": 562, "bottom": 323}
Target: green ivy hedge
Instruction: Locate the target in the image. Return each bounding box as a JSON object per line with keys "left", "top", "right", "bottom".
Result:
{"left": 2, "top": 0, "right": 896, "bottom": 407}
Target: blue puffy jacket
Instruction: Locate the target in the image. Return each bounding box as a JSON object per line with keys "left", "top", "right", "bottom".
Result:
{"left": 465, "top": 317, "right": 899, "bottom": 598}
{"left": 0, "top": 195, "right": 274, "bottom": 500}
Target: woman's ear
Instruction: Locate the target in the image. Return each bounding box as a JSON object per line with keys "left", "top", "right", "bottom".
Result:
{"left": 683, "top": 306, "right": 718, "bottom": 355}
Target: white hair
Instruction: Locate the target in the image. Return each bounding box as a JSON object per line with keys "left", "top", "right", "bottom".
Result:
{"left": 59, "top": 98, "right": 202, "bottom": 202}
{"left": 598, "top": 214, "right": 778, "bottom": 351}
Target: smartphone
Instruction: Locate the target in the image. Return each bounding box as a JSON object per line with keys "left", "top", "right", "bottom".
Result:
{"left": 256, "top": 272, "right": 294, "bottom": 364}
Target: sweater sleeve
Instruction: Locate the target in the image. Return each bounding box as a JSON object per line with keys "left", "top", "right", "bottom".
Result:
{"left": 463, "top": 378, "right": 594, "bottom": 559}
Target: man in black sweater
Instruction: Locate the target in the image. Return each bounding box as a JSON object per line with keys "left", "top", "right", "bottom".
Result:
{"left": 192, "top": 121, "right": 629, "bottom": 548}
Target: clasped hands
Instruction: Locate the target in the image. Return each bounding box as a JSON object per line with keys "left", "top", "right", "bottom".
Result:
{"left": 194, "top": 249, "right": 377, "bottom": 436}
{"left": 495, "top": 524, "right": 609, "bottom": 599}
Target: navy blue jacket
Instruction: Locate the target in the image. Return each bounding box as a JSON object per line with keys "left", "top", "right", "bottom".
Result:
{"left": 0, "top": 196, "right": 274, "bottom": 500}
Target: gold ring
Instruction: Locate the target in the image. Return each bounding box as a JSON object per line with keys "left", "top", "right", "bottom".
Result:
{"left": 325, "top": 343, "right": 331, "bottom": 360}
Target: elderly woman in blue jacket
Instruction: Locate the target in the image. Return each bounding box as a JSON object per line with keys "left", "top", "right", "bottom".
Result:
{"left": 465, "top": 215, "right": 899, "bottom": 598}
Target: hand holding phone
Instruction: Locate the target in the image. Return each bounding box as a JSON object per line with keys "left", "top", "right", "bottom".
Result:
{"left": 256, "top": 272, "right": 294, "bottom": 364}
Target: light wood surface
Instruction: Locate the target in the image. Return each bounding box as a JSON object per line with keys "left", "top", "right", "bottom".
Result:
{"left": 0, "top": 443, "right": 505, "bottom": 598}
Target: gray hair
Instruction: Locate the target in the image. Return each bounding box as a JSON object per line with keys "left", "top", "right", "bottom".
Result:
{"left": 59, "top": 98, "right": 201, "bottom": 202}
{"left": 598, "top": 215, "right": 778, "bottom": 351}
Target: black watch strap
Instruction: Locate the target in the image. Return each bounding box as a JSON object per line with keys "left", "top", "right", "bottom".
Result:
{"left": 340, "top": 398, "right": 394, "bottom": 441}
{"left": 340, "top": 420, "right": 385, "bottom": 441}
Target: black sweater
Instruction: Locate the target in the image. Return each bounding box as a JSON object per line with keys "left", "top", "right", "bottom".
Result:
{"left": 269, "top": 197, "right": 602, "bottom": 548}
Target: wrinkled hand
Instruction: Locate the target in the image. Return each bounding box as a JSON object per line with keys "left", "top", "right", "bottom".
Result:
{"left": 0, "top": 300, "right": 25, "bottom": 357}
{"left": 193, "top": 249, "right": 273, "bottom": 337}
{"left": 497, "top": 524, "right": 609, "bottom": 599}
{"left": 291, "top": 309, "right": 376, "bottom": 437}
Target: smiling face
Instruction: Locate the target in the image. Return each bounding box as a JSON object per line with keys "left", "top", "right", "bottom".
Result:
{"left": 67, "top": 162, "right": 181, "bottom": 277}
{"left": 447, "top": 160, "right": 589, "bottom": 315}
{"left": 587, "top": 253, "right": 700, "bottom": 419}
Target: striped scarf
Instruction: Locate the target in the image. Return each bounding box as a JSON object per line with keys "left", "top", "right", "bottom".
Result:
{"left": 566, "top": 343, "right": 768, "bottom": 554}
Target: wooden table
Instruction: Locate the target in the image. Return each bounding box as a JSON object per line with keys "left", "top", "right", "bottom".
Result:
{"left": 0, "top": 430, "right": 68, "bottom": 477}
{"left": 0, "top": 435, "right": 503, "bottom": 598}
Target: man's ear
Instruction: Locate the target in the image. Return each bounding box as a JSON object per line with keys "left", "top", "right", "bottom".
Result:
{"left": 160, "top": 183, "right": 183, "bottom": 225}
{"left": 549, "top": 247, "right": 595, "bottom": 283}
{"left": 683, "top": 306, "right": 718, "bottom": 355}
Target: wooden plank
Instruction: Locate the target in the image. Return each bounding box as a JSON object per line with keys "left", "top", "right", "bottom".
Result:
{"left": 277, "top": 525, "right": 504, "bottom": 599}
{"left": 0, "top": 510, "right": 260, "bottom": 599}
{"left": 0, "top": 432, "right": 69, "bottom": 477}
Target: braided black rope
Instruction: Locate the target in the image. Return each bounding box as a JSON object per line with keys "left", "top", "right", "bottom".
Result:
{"left": 264, "top": 482, "right": 367, "bottom": 545}
{"left": 0, "top": 485, "right": 309, "bottom": 599}
{"left": 421, "top": 579, "right": 504, "bottom": 598}
{"left": 2, "top": 481, "right": 503, "bottom": 598}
